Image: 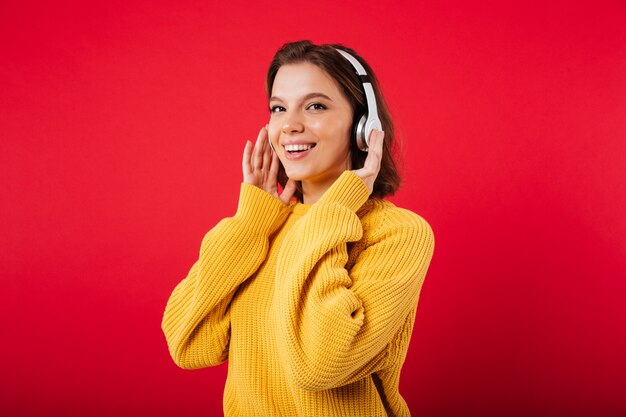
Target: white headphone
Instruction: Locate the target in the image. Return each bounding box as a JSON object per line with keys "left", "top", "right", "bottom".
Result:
{"left": 335, "top": 49, "right": 382, "bottom": 152}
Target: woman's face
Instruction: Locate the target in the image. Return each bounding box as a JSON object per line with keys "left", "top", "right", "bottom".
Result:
{"left": 268, "top": 62, "right": 353, "bottom": 190}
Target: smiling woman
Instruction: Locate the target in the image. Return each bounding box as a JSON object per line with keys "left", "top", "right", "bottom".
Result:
{"left": 161, "top": 40, "right": 434, "bottom": 416}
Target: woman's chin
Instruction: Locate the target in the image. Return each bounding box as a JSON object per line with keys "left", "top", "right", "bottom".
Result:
{"left": 283, "top": 168, "right": 309, "bottom": 182}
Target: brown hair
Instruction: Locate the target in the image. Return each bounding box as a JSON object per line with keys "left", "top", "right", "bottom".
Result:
{"left": 266, "top": 40, "right": 401, "bottom": 200}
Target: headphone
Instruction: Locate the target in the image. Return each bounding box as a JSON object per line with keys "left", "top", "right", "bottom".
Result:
{"left": 335, "top": 48, "right": 382, "bottom": 152}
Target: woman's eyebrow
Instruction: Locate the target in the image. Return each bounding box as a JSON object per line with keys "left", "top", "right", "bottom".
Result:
{"left": 269, "top": 92, "right": 334, "bottom": 102}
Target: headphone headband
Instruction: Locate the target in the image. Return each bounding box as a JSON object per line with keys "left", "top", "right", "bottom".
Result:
{"left": 335, "top": 48, "right": 382, "bottom": 151}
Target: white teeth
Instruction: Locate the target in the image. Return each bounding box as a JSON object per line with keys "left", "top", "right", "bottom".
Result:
{"left": 284, "top": 144, "right": 313, "bottom": 152}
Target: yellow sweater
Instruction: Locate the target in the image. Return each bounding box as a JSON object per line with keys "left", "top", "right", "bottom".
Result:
{"left": 162, "top": 171, "right": 434, "bottom": 416}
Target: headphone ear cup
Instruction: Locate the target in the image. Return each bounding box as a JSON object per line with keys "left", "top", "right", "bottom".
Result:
{"left": 354, "top": 114, "right": 368, "bottom": 152}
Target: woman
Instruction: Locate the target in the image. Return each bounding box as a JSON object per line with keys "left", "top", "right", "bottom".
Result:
{"left": 162, "top": 40, "right": 434, "bottom": 416}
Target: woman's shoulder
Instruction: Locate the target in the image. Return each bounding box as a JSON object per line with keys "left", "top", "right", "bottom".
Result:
{"left": 357, "top": 199, "right": 433, "bottom": 239}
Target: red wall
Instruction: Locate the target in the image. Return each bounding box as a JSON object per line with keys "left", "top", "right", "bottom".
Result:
{"left": 2, "top": 0, "right": 625, "bottom": 415}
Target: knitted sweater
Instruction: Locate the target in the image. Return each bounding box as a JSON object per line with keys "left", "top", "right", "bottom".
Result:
{"left": 162, "top": 171, "right": 434, "bottom": 416}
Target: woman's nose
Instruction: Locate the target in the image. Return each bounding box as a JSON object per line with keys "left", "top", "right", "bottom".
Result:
{"left": 281, "top": 113, "right": 304, "bottom": 134}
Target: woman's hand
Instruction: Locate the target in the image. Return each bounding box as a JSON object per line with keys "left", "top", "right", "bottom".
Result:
{"left": 352, "top": 129, "right": 385, "bottom": 194}
{"left": 242, "top": 126, "right": 297, "bottom": 205}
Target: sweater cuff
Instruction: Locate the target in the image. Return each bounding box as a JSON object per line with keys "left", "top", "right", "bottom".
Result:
{"left": 235, "top": 183, "right": 288, "bottom": 233}
{"left": 317, "top": 171, "right": 370, "bottom": 212}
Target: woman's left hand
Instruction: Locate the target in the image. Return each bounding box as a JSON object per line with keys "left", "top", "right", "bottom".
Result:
{"left": 352, "top": 129, "right": 384, "bottom": 194}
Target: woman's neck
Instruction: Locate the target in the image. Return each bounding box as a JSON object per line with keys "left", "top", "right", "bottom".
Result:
{"left": 301, "top": 178, "right": 336, "bottom": 204}
{"left": 301, "top": 184, "right": 324, "bottom": 205}
{"left": 300, "top": 162, "right": 352, "bottom": 204}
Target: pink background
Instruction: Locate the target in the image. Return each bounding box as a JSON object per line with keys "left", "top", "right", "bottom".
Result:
{"left": 2, "top": 0, "right": 625, "bottom": 415}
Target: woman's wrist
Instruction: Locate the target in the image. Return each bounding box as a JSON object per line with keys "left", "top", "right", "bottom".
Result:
{"left": 317, "top": 171, "right": 370, "bottom": 212}
{"left": 235, "top": 182, "right": 290, "bottom": 234}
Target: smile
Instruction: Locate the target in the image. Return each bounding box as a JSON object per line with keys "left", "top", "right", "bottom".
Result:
{"left": 284, "top": 144, "right": 316, "bottom": 153}
{"left": 283, "top": 143, "right": 316, "bottom": 160}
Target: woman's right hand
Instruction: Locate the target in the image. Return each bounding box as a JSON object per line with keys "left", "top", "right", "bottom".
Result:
{"left": 242, "top": 126, "right": 297, "bottom": 205}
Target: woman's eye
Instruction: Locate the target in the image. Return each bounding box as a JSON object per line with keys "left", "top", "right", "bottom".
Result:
{"left": 307, "top": 103, "right": 326, "bottom": 111}
{"left": 270, "top": 105, "right": 285, "bottom": 113}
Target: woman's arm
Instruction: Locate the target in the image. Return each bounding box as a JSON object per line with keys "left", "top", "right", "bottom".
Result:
{"left": 273, "top": 170, "right": 434, "bottom": 391}
{"left": 162, "top": 183, "right": 289, "bottom": 369}
{"left": 162, "top": 128, "right": 294, "bottom": 369}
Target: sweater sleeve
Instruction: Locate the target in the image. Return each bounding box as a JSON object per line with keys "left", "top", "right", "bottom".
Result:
{"left": 162, "top": 183, "right": 289, "bottom": 370}
{"left": 273, "top": 171, "right": 435, "bottom": 391}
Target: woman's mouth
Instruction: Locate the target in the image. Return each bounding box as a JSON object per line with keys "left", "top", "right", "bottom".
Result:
{"left": 284, "top": 144, "right": 315, "bottom": 152}
{"left": 283, "top": 143, "right": 316, "bottom": 160}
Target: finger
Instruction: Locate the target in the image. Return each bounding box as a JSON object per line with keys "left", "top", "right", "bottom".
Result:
{"left": 268, "top": 149, "right": 280, "bottom": 179}
{"left": 262, "top": 135, "right": 272, "bottom": 173}
{"left": 253, "top": 127, "right": 266, "bottom": 170}
{"left": 373, "top": 130, "right": 384, "bottom": 170}
{"left": 362, "top": 131, "right": 382, "bottom": 174}
{"left": 242, "top": 140, "right": 253, "bottom": 175}
{"left": 280, "top": 179, "right": 297, "bottom": 204}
